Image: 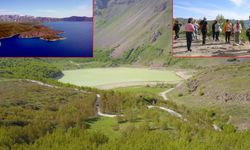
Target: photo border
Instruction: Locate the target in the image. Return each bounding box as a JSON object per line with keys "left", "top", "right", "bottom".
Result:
{"left": 0, "top": 0, "right": 94, "bottom": 58}
{"left": 171, "top": 0, "right": 250, "bottom": 58}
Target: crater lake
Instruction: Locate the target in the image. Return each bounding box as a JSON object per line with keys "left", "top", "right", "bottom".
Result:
{"left": 0, "top": 21, "right": 93, "bottom": 57}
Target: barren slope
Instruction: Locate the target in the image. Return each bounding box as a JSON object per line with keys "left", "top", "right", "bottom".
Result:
{"left": 94, "top": 0, "right": 171, "bottom": 58}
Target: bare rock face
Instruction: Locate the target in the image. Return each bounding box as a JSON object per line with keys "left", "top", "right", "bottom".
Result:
{"left": 19, "top": 25, "right": 64, "bottom": 41}
{"left": 186, "top": 79, "right": 199, "bottom": 92}
{"left": 215, "top": 92, "right": 250, "bottom": 103}
{"left": 94, "top": 0, "right": 171, "bottom": 58}
{"left": 108, "top": 0, "right": 137, "bottom": 6}
{"left": 94, "top": 0, "right": 109, "bottom": 15}
{"left": 150, "top": 31, "right": 162, "bottom": 43}
{"left": 154, "top": 1, "right": 167, "bottom": 12}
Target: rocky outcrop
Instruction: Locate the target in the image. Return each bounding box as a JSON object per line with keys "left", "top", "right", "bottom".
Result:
{"left": 18, "top": 25, "right": 65, "bottom": 41}
{"left": 94, "top": 0, "right": 171, "bottom": 58}
{"left": 150, "top": 31, "right": 162, "bottom": 43}
{"left": 154, "top": 1, "right": 167, "bottom": 12}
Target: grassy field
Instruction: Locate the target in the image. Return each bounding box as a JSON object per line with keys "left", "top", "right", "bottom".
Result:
{"left": 59, "top": 68, "right": 182, "bottom": 88}
{"left": 114, "top": 85, "right": 174, "bottom": 95}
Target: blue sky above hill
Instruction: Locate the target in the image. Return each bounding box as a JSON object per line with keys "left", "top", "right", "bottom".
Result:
{"left": 174, "top": 0, "right": 250, "bottom": 20}
{"left": 0, "top": 0, "right": 92, "bottom": 17}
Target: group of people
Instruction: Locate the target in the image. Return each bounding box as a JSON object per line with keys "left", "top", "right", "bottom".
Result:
{"left": 173, "top": 16, "right": 250, "bottom": 52}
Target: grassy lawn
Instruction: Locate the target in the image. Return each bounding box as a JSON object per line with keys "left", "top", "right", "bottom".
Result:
{"left": 59, "top": 67, "right": 182, "bottom": 87}
{"left": 86, "top": 117, "right": 120, "bottom": 140}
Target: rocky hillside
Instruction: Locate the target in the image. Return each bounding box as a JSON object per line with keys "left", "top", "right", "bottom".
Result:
{"left": 177, "top": 62, "right": 250, "bottom": 102}
{"left": 94, "top": 0, "right": 172, "bottom": 60}
{"left": 169, "top": 62, "right": 250, "bottom": 129}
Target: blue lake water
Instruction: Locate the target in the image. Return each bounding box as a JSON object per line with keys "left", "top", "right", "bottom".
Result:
{"left": 0, "top": 21, "right": 93, "bottom": 57}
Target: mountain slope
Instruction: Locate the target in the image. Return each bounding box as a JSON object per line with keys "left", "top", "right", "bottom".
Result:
{"left": 94, "top": 0, "right": 172, "bottom": 61}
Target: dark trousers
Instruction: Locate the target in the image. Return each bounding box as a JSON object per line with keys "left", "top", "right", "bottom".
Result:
{"left": 174, "top": 30, "right": 179, "bottom": 39}
{"left": 225, "top": 32, "right": 231, "bottom": 43}
{"left": 212, "top": 31, "right": 216, "bottom": 40}
{"left": 186, "top": 32, "right": 193, "bottom": 51}
{"left": 202, "top": 31, "right": 207, "bottom": 45}
{"left": 215, "top": 32, "right": 220, "bottom": 41}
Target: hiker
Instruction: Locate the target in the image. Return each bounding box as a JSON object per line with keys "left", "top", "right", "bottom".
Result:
{"left": 233, "top": 20, "right": 242, "bottom": 45}
{"left": 212, "top": 20, "right": 217, "bottom": 40}
{"left": 224, "top": 19, "right": 232, "bottom": 44}
{"left": 214, "top": 21, "right": 221, "bottom": 41}
{"left": 200, "top": 17, "right": 208, "bottom": 45}
{"left": 193, "top": 20, "right": 199, "bottom": 41}
{"left": 246, "top": 16, "right": 250, "bottom": 42}
{"left": 173, "top": 20, "right": 182, "bottom": 40}
{"left": 246, "top": 27, "right": 250, "bottom": 42}
{"left": 185, "top": 18, "right": 195, "bottom": 52}
{"left": 247, "top": 16, "right": 250, "bottom": 28}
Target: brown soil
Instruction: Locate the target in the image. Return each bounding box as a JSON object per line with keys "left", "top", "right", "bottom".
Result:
{"left": 173, "top": 35, "right": 250, "bottom": 57}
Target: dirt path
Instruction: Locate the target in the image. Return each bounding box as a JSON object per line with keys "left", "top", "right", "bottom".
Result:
{"left": 96, "top": 94, "right": 123, "bottom": 118}
{"left": 148, "top": 105, "right": 183, "bottom": 118}
{"left": 160, "top": 88, "right": 175, "bottom": 100}
{"left": 22, "top": 79, "right": 59, "bottom": 88}
{"left": 173, "top": 36, "right": 250, "bottom": 57}
{"left": 97, "top": 107, "right": 120, "bottom": 118}
{"left": 21, "top": 79, "right": 87, "bottom": 93}
{"left": 159, "top": 70, "right": 193, "bottom": 100}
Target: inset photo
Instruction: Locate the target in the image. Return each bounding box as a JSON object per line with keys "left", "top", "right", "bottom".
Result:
{"left": 0, "top": 0, "right": 93, "bottom": 57}
{"left": 173, "top": 0, "right": 250, "bottom": 57}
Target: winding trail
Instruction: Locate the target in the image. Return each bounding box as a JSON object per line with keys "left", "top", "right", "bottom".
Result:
{"left": 23, "top": 79, "right": 58, "bottom": 88}
{"left": 21, "top": 79, "right": 87, "bottom": 93}
{"left": 96, "top": 94, "right": 123, "bottom": 118}
{"left": 153, "top": 71, "right": 221, "bottom": 131}
{"left": 147, "top": 105, "right": 183, "bottom": 119}
{"left": 97, "top": 107, "right": 120, "bottom": 118}
{"left": 160, "top": 88, "right": 175, "bottom": 100}
{"left": 93, "top": 70, "right": 221, "bottom": 131}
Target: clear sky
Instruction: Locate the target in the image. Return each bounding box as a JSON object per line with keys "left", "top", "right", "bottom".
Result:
{"left": 0, "top": 0, "right": 93, "bottom": 17}
{"left": 174, "top": 0, "right": 250, "bottom": 20}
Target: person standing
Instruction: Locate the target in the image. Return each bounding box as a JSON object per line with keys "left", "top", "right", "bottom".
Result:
{"left": 233, "top": 20, "right": 242, "bottom": 45}
{"left": 244, "top": 16, "right": 250, "bottom": 42}
{"left": 185, "top": 18, "right": 195, "bottom": 52}
{"left": 200, "top": 17, "right": 208, "bottom": 45}
{"left": 193, "top": 20, "right": 199, "bottom": 41}
{"left": 246, "top": 27, "right": 250, "bottom": 42}
{"left": 224, "top": 20, "right": 232, "bottom": 44}
{"left": 214, "top": 21, "right": 221, "bottom": 41}
{"left": 173, "top": 20, "right": 182, "bottom": 40}
{"left": 212, "top": 20, "right": 217, "bottom": 41}
{"left": 247, "top": 16, "right": 250, "bottom": 29}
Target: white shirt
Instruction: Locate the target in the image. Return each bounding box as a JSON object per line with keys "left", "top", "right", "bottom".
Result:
{"left": 234, "top": 24, "right": 242, "bottom": 33}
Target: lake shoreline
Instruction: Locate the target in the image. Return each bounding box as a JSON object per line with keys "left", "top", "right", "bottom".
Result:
{"left": 58, "top": 67, "right": 182, "bottom": 88}
{"left": 0, "top": 21, "right": 93, "bottom": 57}
{"left": 0, "top": 23, "right": 66, "bottom": 42}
